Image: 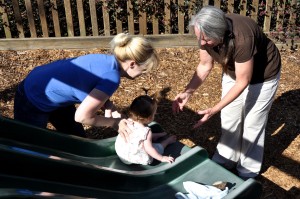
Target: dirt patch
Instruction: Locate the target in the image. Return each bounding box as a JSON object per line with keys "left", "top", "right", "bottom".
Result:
{"left": 0, "top": 47, "right": 299, "bottom": 198}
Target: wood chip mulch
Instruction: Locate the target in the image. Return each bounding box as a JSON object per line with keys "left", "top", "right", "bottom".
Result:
{"left": 0, "top": 47, "right": 299, "bottom": 199}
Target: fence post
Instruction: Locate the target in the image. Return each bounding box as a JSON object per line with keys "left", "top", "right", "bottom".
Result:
{"left": 127, "top": 1, "right": 134, "bottom": 34}
{"left": 0, "top": 0, "right": 12, "bottom": 38}
{"left": 37, "top": 0, "right": 49, "bottom": 37}
{"left": 51, "top": 0, "right": 61, "bottom": 37}
{"left": 263, "top": 0, "right": 273, "bottom": 32}
{"left": 165, "top": 0, "right": 171, "bottom": 34}
{"left": 139, "top": 0, "right": 147, "bottom": 35}
{"left": 90, "top": 0, "right": 99, "bottom": 36}
{"left": 239, "top": 0, "right": 247, "bottom": 16}
{"left": 214, "top": 0, "right": 221, "bottom": 9}
{"left": 178, "top": 0, "right": 184, "bottom": 34}
{"left": 11, "top": 0, "right": 25, "bottom": 38}
{"left": 77, "top": 0, "right": 86, "bottom": 36}
{"left": 63, "top": 0, "right": 74, "bottom": 37}
{"left": 250, "top": 0, "right": 259, "bottom": 22}
{"left": 102, "top": 1, "right": 110, "bottom": 36}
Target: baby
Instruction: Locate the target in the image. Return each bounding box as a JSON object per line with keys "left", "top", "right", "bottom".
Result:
{"left": 114, "top": 94, "right": 176, "bottom": 165}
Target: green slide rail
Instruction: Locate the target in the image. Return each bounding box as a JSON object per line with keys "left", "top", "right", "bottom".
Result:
{"left": 0, "top": 116, "right": 262, "bottom": 198}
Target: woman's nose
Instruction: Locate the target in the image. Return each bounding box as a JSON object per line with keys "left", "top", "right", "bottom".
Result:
{"left": 200, "top": 40, "right": 207, "bottom": 46}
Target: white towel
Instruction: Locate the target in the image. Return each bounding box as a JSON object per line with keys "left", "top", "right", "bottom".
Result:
{"left": 175, "top": 181, "right": 229, "bottom": 199}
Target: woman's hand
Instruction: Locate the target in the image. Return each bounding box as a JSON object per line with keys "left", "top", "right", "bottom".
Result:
{"left": 193, "top": 108, "right": 214, "bottom": 129}
{"left": 117, "top": 119, "right": 133, "bottom": 142}
{"left": 172, "top": 92, "right": 192, "bottom": 114}
{"left": 104, "top": 100, "right": 123, "bottom": 118}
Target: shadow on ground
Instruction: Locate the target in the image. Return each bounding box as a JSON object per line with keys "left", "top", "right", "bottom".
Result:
{"left": 0, "top": 84, "right": 299, "bottom": 199}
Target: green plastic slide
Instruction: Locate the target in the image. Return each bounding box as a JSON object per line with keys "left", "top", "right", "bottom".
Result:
{"left": 0, "top": 116, "right": 262, "bottom": 198}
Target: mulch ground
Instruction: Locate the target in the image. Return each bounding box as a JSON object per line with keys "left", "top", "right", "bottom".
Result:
{"left": 0, "top": 47, "right": 299, "bottom": 199}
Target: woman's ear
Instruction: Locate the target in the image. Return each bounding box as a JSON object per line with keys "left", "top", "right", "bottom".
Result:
{"left": 129, "top": 60, "right": 136, "bottom": 69}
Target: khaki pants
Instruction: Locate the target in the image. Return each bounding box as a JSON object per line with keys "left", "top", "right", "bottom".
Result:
{"left": 212, "top": 72, "right": 280, "bottom": 178}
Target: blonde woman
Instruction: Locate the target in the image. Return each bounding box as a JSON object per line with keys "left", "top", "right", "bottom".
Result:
{"left": 14, "top": 33, "right": 159, "bottom": 139}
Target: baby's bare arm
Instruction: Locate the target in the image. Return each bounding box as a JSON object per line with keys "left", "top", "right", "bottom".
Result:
{"left": 144, "top": 131, "right": 174, "bottom": 163}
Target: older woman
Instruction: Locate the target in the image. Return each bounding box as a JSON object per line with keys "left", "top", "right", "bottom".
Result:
{"left": 172, "top": 6, "right": 281, "bottom": 179}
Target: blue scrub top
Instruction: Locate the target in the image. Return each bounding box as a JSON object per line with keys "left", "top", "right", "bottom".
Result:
{"left": 24, "top": 54, "right": 121, "bottom": 112}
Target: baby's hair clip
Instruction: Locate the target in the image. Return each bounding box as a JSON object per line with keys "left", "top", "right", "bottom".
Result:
{"left": 142, "top": 88, "right": 150, "bottom": 95}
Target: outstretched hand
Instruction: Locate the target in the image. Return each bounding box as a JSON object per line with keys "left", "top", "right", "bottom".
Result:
{"left": 172, "top": 92, "right": 191, "bottom": 114}
{"left": 193, "top": 108, "right": 214, "bottom": 129}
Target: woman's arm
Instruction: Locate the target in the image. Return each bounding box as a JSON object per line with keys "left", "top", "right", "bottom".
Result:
{"left": 103, "top": 99, "right": 123, "bottom": 118}
{"left": 172, "top": 49, "right": 214, "bottom": 113}
{"left": 75, "top": 88, "right": 121, "bottom": 129}
{"left": 75, "top": 88, "right": 132, "bottom": 141}
{"left": 213, "top": 58, "right": 253, "bottom": 113}
{"left": 185, "top": 49, "right": 215, "bottom": 94}
{"left": 193, "top": 57, "right": 253, "bottom": 128}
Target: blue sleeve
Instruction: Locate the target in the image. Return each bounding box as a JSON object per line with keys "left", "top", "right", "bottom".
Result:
{"left": 95, "top": 71, "right": 120, "bottom": 96}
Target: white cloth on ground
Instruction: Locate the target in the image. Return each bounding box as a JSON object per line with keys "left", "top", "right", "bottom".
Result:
{"left": 175, "top": 181, "right": 228, "bottom": 199}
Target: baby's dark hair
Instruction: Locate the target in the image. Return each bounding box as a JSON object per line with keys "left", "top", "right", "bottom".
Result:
{"left": 128, "top": 92, "right": 158, "bottom": 124}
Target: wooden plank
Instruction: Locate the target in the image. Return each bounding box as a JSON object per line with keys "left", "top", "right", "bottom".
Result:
{"left": 116, "top": 19, "right": 122, "bottom": 34}
{"left": 24, "top": 0, "right": 36, "bottom": 37}
{"left": 250, "top": 0, "right": 259, "bottom": 22}
{"left": 11, "top": 0, "right": 25, "bottom": 38}
{"left": 102, "top": 1, "right": 110, "bottom": 36}
{"left": 228, "top": 0, "right": 235, "bottom": 13}
{"left": 164, "top": 0, "right": 171, "bottom": 33}
{"left": 64, "top": 0, "right": 74, "bottom": 37}
{"left": 0, "top": 0, "right": 12, "bottom": 38}
{"left": 116, "top": 14, "right": 122, "bottom": 34}
{"left": 139, "top": 12, "right": 147, "bottom": 34}
{"left": 187, "top": 0, "right": 194, "bottom": 34}
{"left": 214, "top": 0, "right": 221, "bottom": 9}
{"left": 77, "top": 0, "right": 86, "bottom": 36}
{"left": 263, "top": 0, "right": 273, "bottom": 32}
{"left": 178, "top": 0, "right": 184, "bottom": 34}
{"left": 239, "top": 0, "right": 247, "bottom": 16}
{"left": 203, "top": 0, "right": 209, "bottom": 6}
{"left": 50, "top": 0, "right": 61, "bottom": 37}
{"left": 115, "top": 0, "right": 122, "bottom": 33}
{"left": 289, "top": 0, "right": 297, "bottom": 22}
{"left": 0, "top": 35, "right": 198, "bottom": 50}
{"left": 37, "top": 0, "right": 49, "bottom": 37}
{"left": 0, "top": 35, "right": 297, "bottom": 50}
{"left": 288, "top": 0, "right": 297, "bottom": 32}
{"left": 153, "top": 15, "right": 159, "bottom": 34}
{"left": 89, "top": 0, "right": 99, "bottom": 36}
{"left": 127, "top": 0, "right": 134, "bottom": 34}
{"left": 152, "top": 1, "right": 159, "bottom": 35}
{"left": 276, "top": 1, "right": 285, "bottom": 30}
{"left": 139, "top": 0, "right": 147, "bottom": 35}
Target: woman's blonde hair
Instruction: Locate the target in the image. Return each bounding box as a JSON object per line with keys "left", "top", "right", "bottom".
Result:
{"left": 110, "top": 33, "right": 159, "bottom": 73}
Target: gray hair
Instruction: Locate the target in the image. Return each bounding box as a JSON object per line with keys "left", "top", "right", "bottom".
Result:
{"left": 189, "top": 6, "right": 228, "bottom": 43}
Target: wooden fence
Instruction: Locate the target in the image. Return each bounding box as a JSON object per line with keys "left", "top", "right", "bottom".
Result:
{"left": 0, "top": 0, "right": 299, "bottom": 50}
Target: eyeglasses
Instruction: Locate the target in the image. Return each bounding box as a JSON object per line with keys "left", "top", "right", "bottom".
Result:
{"left": 197, "top": 33, "right": 214, "bottom": 47}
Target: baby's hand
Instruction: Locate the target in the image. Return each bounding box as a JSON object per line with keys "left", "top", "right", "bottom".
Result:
{"left": 161, "top": 155, "right": 175, "bottom": 163}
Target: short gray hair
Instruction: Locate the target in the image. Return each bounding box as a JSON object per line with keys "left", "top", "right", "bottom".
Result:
{"left": 189, "top": 6, "right": 227, "bottom": 42}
